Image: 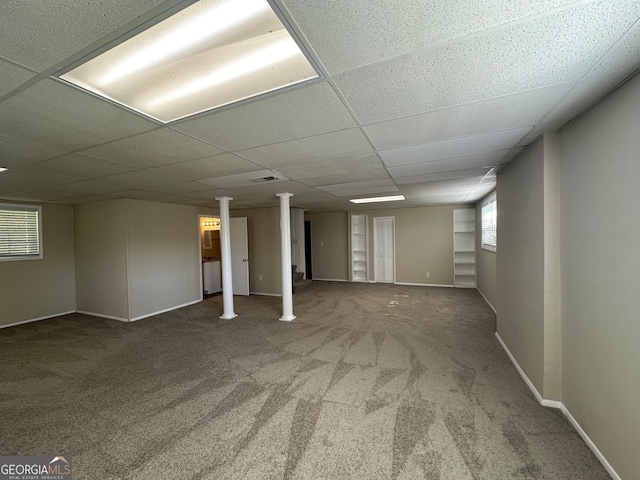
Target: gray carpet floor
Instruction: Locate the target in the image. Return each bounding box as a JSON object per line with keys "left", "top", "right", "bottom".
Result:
{"left": 0, "top": 282, "right": 610, "bottom": 479}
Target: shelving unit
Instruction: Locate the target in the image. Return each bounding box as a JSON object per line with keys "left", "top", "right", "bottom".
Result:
{"left": 453, "top": 209, "right": 476, "bottom": 288}
{"left": 351, "top": 214, "right": 368, "bottom": 282}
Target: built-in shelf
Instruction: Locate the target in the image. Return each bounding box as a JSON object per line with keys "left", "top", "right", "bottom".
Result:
{"left": 453, "top": 209, "right": 476, "bottom": 288}
{"left": 351, "top": 214, "right": 368, "bottom": 282}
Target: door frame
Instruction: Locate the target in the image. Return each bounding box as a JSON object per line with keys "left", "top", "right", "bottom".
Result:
{"left": 373, "top": 216, "right": 396, "bottom": 284}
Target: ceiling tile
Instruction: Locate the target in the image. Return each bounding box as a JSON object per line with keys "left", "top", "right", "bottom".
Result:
{"left": 331, "top": 185, "right": 399, "bottom": 197}
{"left": 0, "top": 0, "right": 166, "bottom": 70}
{"left": 399, "top": 176, "right": 487, "bottom": 192}
{"left": 21, "top": 153, "right": 137, "bottom": 179}
{"left": 139, "top": 181, "right": 215, "bottom": 195}
{"left": 198, "top": 169, "right": 290, "bottom": 188}
{"left": 0, "top": 58, "right": 36, "bottom": 96}
{"left": 44, "top": 181, "right": 124, "bottom": 197}
{"left": 364, "top": 84, "right": 572, "bottom": 150}
{"left": 544, "top": 18, "right": 640, "bottom": 123}
{"left": 0, "top": 169, "right": 76, "bottom": 188}
{"left": 275, "top": 152, "right": 383, "bottom": 180}
{"left": 174, "top": 82, "right": 356, "bottom": 151}
{"left": 380, "top": 127, "right": 530, "bottom": 167}
{"left": 335, "top": 1, "right": 640, "bottom": 124}
{"left": 237, "top": 128, "right": 373, "bottom": 167}
{"left": 83, "top": 170, "right": 181, "bottom": 190}
{"left": 0, "top": 135, "right": 67, "bottom": 168}
{"left": 317, "top": 178, "right": 395, "bottom": 192}
{"left": 396, "top": 168, "right": 493, "bottom": 185}
{"left": 151, "top": 154, "right": 260, "bottom": 180}
{"left": 387, "top": 151, "right": 508, "bottom": 178}
{"left": 0, "top": 80, "right": 156, "bottom": 150}
{"left": 80, "top": 128, "right": 224, "bottom": 168}
{"left": 298, "top": 168, "right": 390, "bottom": 187}
{"left": 283, "top": 0, "right": 579, "bottom": 74}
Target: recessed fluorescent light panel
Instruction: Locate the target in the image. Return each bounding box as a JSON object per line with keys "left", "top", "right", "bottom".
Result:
{"left": 58, "top": 0, "right": 320, "bottom": 123}
{"left": 350, "top": 195, "right": 406, "bottom": 204}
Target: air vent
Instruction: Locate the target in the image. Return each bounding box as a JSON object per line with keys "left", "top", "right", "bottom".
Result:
{"left": 250, "top": 176, "right": 279, "bottom": 183}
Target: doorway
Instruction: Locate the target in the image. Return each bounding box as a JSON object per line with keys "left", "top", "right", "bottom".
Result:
{"left": 373, "top": 217, "right": 395, "bottom": 283}
{"left": 304, "top": 220, "right": 313, "bottom": 280}
{"left": 198, "top": 215, "right": 249, "bottom": 297}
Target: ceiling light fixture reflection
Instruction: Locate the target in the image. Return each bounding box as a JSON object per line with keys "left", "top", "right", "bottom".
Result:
{"left": 350, "top": 195, "right": 406, "bottom": 204}
{"left": 99, "top": 0, "right": 272, "bottom": 86}
{"left": 57, "top": 0, "right": 320, "bottom": 124}
{"left": 147, "top": 36, "right": 300, "bottom": 109}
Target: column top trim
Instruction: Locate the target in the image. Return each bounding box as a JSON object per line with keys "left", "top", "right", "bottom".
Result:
{"left": 215, "top": 196, "right": 233, "bottom": 202}
{"left": 276, "top": 193, "right": 293, "bottom": 198}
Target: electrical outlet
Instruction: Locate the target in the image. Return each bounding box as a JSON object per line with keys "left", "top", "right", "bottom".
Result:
{"left": 426, "top": 272, "right": 430, "bottom": 278}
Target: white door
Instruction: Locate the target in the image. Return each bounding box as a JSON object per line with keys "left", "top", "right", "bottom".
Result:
{"left": 374, "top": 217, "right": 395, "bottom": 283}
{"left": 230, "top": 217, "right": 249, "bottom": 295}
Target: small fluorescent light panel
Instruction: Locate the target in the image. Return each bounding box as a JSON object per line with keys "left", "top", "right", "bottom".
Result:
{"left": 59, "top": 0, "right": 319, "bottom": 123}
{"left": 350, "top": 195, "right": 406, "bottom": 204}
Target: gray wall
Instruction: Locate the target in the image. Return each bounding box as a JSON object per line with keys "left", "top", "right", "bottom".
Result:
{"left": 232, "top": 207, "right": 282, "bottom": 295}
{"left": 0, "top": 203, "right": 76, "bottom": 327}
{"left": 75, "top": 199, "right": 129, "bottom": 320}
{"left": 308, "top": 205, "right": 463, "bottom": 285}
{"left": 497, "top": 139, "right": 546, "bottom": 393}
{"left": 496, "top": 134, "right": 562, "bottom": 401}
{"left": 305, "top": 211, "right": 349, "bottom": 281}
{"left": 75, "top": 199, "right": 202, "bottom": 321}
{"left": 475, "top": 191, "right": 497, "bottom": 311}
{"left": 559, "top": 74, "right": 640, "bottom": 480}
{"left": 127, "top": 200, "right": 201, "bottom": 320}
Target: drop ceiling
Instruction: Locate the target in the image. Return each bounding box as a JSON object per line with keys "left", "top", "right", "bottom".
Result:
{"left": 1, "top": 0, "right": 639, "bottom": 211}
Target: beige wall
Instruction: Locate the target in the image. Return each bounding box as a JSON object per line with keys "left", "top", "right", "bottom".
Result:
{"left": 127, "top": 200, "right": 201, "bottom": 320}
{"left": 0, "top": 203, "right": 76, "bottom": 327}
{"left": 558, "top": 74, "right": 640, "bottom": 480}
{"left": 305, "top": 211, "right": 349, "bottom": 281}
{"left": 75, "top": 199, "right": 202, "bottom": 321}
{"left": 305, "top": 206, "right": 462, "bottom": 285}
{"left": 497, "top": 139, "right": 546, "bottom": 392}
{"left": 475, "top": 192, "right": 497, "bottom": 310}
{"left": 232, "top": 207, "right": 282, "bottom": 295}
{"left": 350, "top": 205, "right": 462, "bottom": 285}
{"left": 75, "top": 200, "right": 129, "bottom": 320}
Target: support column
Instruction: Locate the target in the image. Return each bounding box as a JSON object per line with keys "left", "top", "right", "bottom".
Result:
{"left": 216, "top": 197, "right": 237, "bottom": 320}
{"left": 277, "top": 193, "right": 296, "bottom": 322}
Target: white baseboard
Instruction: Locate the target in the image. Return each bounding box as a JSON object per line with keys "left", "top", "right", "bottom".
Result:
{"left": 395, "top": 282, "right": 454, "bottom": 288}
{"left": 495, "top": 332, "right": 620, "bottom": 480}
{"left": 477, "top": 288, "right": 497, "bottom": 314}
{"left": 313, "top": 278, "right": 348, "bottom": 282}
{"left": 0, "top": 310, "right": 76, "bottom": 329}
{"left": 76, "top": 310, "right": 129, "bottom": 322}
{"left": 129, "top": 299, "right": 201, "bottom": 322}
{"left": 560, "top": 404, "right": 621, "bottom": 480}
{"left": 249, "top": 292, "right": 282, "bottom": 297}
{"left": 495, "top": 332, "right": 546, "bottom": 404}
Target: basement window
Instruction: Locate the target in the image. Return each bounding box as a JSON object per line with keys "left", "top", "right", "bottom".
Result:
{"left": 0, "top": 203, "right": 43, "bottom": 261}
{"left": 481, "top": 194, "right": 497, "bottom": 252}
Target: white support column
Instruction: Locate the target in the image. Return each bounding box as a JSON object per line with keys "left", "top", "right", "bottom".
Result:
{"left": 216, "top": 197, "right": 237, "bottom": 320}
{"left": 277, "top": 193, "right": 296, "bottom": 322}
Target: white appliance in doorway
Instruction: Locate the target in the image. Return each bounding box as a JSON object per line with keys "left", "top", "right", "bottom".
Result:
{"left": 230, "top": 217, "right": 249, "bottom": 295}
{"left": 374, "top": 216, "right": 395, "bottom": 283}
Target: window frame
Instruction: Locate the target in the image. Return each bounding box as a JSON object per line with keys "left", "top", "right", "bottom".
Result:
{"left": 481, "top": 193, "right": 497, "bottom": 252}
{"left": 0, "top": 203, "right": 43, "bottom": 262}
